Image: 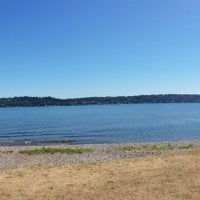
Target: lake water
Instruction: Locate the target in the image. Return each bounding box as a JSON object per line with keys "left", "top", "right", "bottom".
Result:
{"left": 0, "top": 104, "right": 200, "bottom": 145}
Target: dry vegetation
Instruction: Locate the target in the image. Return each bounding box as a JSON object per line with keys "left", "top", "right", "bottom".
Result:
{"left": 0, "top": 149, "right": 200, "bottom": 200}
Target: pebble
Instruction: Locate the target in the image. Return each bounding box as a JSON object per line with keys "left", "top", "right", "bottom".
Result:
{"left": 0, "top": 140, "right": 199, "bottom": 170}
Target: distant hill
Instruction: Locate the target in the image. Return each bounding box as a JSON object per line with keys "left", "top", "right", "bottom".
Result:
{"left": 1, "top": 95, "right": 200, "bottom": 107}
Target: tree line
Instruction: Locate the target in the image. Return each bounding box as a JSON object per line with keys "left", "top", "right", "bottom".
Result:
{"left": 1, "top": 94, "right": 200, "bottom": 107}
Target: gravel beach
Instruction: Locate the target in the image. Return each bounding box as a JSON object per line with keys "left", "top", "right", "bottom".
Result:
{"left": 0, "top": 140, "right": 200, "bottom": 170}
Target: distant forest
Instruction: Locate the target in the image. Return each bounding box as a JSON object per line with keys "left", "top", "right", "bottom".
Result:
{"left": 1, "top": 95, "right": 200, "bottom": 107}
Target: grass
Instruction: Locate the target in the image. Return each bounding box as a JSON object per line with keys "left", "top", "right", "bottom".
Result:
{"left": 0, "top": 150, "right": 200, "bottom": 200}
{"left": 118, "top": 144, "right": 194, "bottom": 152}
{"left": 118, "top": 144, "right": 175, "bottom": 151}
{"left": 0, "top": 150, "right": 13, "bottom": 154}
{"left": 178, "top": 144, "right": 193, "bottom": 149}
{"left": 19, "top": 147, "right": 93, "bottom": 155}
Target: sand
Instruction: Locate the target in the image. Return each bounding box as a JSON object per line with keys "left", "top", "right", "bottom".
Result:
{"left": 0, "top": 140, "right": 200, "bottom": 199}
{"left": 0, "top": 149, "right": 200, "bottom": 200}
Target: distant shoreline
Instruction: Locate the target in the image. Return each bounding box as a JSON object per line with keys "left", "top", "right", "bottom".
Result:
{"left": 2, "top": 94, "right": 200, "bottom": 107}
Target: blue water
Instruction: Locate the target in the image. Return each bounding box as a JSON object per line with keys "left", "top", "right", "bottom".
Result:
{"left": 0, "top": 104, "right": 200, "bottom": 145}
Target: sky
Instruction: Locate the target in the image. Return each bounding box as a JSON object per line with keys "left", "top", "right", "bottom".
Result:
{"left": 0, "top": 0, "right": 200, "bottom": 98}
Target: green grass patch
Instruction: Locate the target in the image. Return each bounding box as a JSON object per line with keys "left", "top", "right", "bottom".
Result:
{"left": 149, "top": 144, "right": 175, "bottom": 151}
{"left": 118, "top": 144, "right": 175, "bottom": 152}
{"left": 178, "top": 144, "right": 193, "bottom": 149}
{"left": 118, "top": 143, "right": 194, "bottom": 152}
{"left": 19, "top": 147, "right": 93, "bottom": 155}
{"left": 0, "top": 150, "right": 13, "bottom": 154}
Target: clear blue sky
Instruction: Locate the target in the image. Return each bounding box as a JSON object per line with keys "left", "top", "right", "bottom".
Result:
{"left": 1, "top": 0, "right": 200, "bottom": 98}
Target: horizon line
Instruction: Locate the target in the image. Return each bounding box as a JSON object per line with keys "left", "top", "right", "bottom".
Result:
{"left": 2, "top": 94, "right": 200, "bottom": 99}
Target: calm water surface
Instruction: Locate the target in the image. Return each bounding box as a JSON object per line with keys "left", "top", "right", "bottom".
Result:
{"left": 0, "top": 104, "right": 200, "bottom": 145}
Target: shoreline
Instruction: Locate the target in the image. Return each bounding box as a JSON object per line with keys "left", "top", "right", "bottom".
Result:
{"left": 0, "top": 138, "right": 199, "bottom": 146}
{"left": 0, "top": 139, "right": 200, "bottom": 170}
